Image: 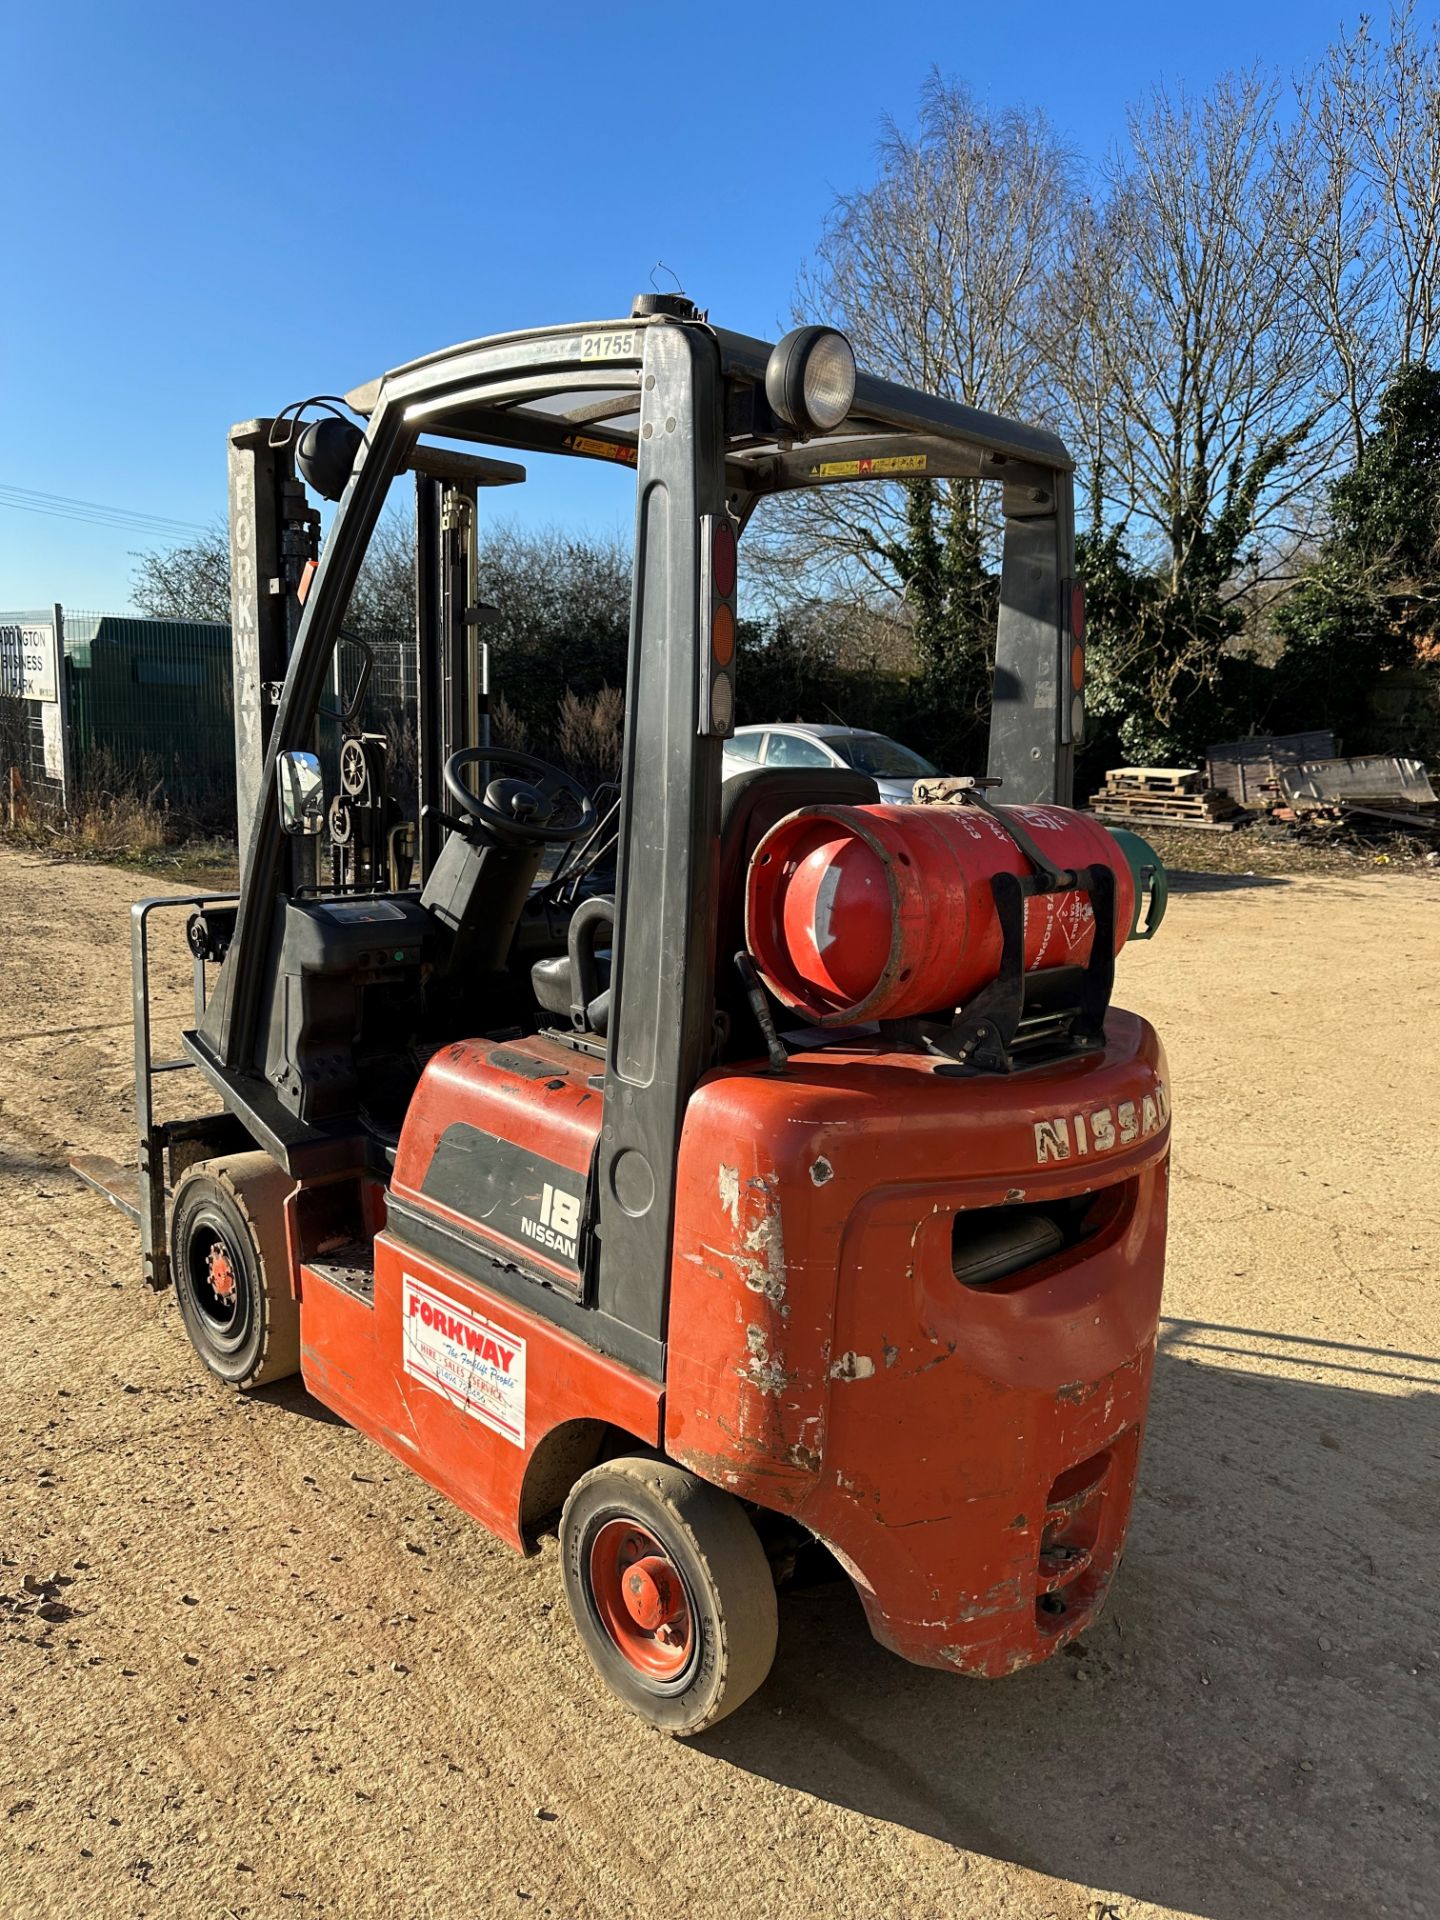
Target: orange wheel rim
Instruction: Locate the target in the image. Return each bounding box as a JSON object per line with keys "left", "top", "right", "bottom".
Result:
{"left": 587, "top": 1519, "right": 694, "bottom": 1681}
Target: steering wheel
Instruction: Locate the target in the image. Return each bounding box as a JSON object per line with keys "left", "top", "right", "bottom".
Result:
{"left": 443, "top": 746, "right": 598, "bottom": 846}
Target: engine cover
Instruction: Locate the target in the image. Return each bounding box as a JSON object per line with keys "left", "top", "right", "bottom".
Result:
{"left": 388, "top": 1034, "right": 604, "bottom": 1296}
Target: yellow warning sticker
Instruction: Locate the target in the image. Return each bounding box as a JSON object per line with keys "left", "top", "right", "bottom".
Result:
{"left": 811, "top": 453, "right": 929, "bottom": 479}
{"left": 564, "top": 434, "right": 638, "bottom": 466}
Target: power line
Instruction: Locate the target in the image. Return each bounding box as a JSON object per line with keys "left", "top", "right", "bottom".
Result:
{"left": 0, "top": 481, "right": 211, "bottom": 541}
{"left": 0, "top": 480, "right": 209, "bottom": 534}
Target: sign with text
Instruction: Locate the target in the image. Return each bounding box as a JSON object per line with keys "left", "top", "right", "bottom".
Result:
{"left": 0, "top": 622, "right": 59, "bottom": 703}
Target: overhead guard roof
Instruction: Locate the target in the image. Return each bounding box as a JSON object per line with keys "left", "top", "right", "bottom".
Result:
{"left": 344, "top": 314, "right": 1073, "bottom": 479}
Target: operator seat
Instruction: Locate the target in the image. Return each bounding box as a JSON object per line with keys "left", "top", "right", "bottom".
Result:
{"left": 529, "top": 767, "right": 880, "bottom": 1053}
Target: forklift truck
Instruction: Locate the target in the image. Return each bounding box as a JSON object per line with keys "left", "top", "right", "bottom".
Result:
{"left": 130, "top": 296, "right": 1170, "bottom": 1733}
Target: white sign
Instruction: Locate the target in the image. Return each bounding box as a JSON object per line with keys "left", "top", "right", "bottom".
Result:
{"left": 0, "top": 622, "right": 58, "bottom": 703}
{"left": 41, "top": 704, "right": 64, "bottom": 779}
{"left": 401, "top": 1274, "right": 526, "bottom": 1447}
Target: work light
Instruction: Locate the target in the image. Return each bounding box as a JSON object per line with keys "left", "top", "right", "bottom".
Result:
{"left": 296, "top": 417, "right": 363, "bottom": 502}
{"left": 765, "top": 327, "right": 856, "bottom": 436}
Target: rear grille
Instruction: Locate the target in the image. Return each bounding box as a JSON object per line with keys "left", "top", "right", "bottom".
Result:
{"left": 951, "top": 1183, "right": 1132, "bottom": 1291}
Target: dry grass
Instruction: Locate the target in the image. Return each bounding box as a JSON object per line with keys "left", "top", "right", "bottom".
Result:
{"left": 1135, "top": 820, "right": 1440, "bottom": 878}
{"left": 2, "top": 758, "right": 237, "bottom": 884}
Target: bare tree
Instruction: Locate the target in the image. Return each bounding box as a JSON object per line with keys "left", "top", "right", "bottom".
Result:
{"left": 1315, "top": 4, "right": 1440, "bottom": 376}
{"left": 343, "top": 512, "right": 415, "bottom": 634}
{"left": 1056, "top": 69, "right": 1349, "bottom": 588}
{"left": 1286, "top": 61, "right": 1389, "bottom": 466}
{"left": 754, "top": 76, "right": 1077, "bottom": 599}
{"left": 131, "top": 526, "right": 231, "bottom": 622}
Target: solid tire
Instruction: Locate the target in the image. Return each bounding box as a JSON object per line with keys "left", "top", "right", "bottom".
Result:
{"left": 169, "top": 1152, "right": 300, "bottom": 1388}
{"left": 560, "top": 1454, "right": 778, "bottom": 1736}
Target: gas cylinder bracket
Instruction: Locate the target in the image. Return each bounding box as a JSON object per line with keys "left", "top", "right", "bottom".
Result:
{"left": 906, "top": 859, "right": 1118, "bottom": 1075}
{"left": 949, "top": 777, "right": 1072, "bottom": 890}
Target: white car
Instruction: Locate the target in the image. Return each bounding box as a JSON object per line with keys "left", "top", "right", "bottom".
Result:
{"left": 722, "top": 723, "right": 939, "bottom": 803}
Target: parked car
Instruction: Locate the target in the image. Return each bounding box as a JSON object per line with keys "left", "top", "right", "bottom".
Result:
{"left": 722, "top": 723, "right": 940, "bottom": 803}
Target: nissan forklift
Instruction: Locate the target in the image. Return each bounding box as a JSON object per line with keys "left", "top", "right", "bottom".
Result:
{"left": 128, "top": 296, "right": 1171, "bottom": 1734}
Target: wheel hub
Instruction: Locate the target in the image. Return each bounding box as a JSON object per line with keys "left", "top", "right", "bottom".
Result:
{"left": 622, "top": 1555, "right": 684, "bottom": 1633}
{"left": 205, "top": 1240, "right": 237, "bottom": 1300}
{"left": 588, "top": 1520, "right": 695, "bottom": 1679}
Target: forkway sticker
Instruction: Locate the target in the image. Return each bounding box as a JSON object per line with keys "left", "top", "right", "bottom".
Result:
{"left": 402, "top": 1275, "right": 526, "bottom": 1447}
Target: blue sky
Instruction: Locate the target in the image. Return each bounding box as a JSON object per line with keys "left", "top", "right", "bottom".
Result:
{"left": 1, "top": 0, "right": 1351, "bottom": 610}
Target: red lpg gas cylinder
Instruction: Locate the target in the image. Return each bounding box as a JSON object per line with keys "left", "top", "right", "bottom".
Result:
{"left": 744, "top": 802, "right": 1136, "bottom": 1025}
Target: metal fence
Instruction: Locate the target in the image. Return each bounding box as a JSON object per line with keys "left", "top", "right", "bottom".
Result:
{"left": 1, "top": 607, "right": 414, "bottom": 833}
{"left": 62, "top": 610, "right": 235, "bottom": 824}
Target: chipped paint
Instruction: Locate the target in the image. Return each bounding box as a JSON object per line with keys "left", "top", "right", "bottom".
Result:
{"left": 739, "top": 1323, "right": 792, "bottom": 1397}
{"left": 1055, "top": 1379, "right": 1101, "bottom": 1405}
{"left": 717, "top": 1163, "right": 741, "bottom": 1231}
{"left": 829, "top": 1350, "right": 876, "bottom": 1382}
{"left": 739, "top": 1201, "right": 789, "bottom": 1306}
{"left": 809, "top": 1155, "right": 834, "bottom": 1186}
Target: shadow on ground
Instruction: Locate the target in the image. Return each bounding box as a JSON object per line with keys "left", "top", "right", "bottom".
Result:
{"left": 249, "top": 1376, "right": 350, "bottom": 1425}
{"left": 1165, "top": 870, "right": 1290, "bottom": 893}
{"left": 0, "top": 1141, "right": 64, "bottom": 1179}
{"left": 702, "top": 1326, "right": 1440, "bottom": 1920}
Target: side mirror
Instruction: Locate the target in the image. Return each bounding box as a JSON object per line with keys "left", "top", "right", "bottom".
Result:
{"left": 277, "top": 750, "right": 325, "bottom": 835}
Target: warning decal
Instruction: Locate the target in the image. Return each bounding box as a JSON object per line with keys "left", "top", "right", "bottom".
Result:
{"left": 562, "top": 433, "right": 638, "bottom": 466}
{"left": 810, "top": 453, "right": 928, "bottom": 479}
{"left": 401, "top": 1275, "right": 526, "bottom": 1448}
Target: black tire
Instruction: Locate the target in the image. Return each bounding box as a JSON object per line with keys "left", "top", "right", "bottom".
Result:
{"left": 560, "top": 1455, "right": 778, "bottom": 1735}
{"left": 168, "top": 1152, "right": 300, "bottom": 1388}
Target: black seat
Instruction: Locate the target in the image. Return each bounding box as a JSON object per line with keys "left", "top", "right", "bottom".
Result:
{"left": 530, "top": 767, "right": 880, "bottom": 1053}
{"left": 715, "top": 766, "right": 880, "bottom": 1057}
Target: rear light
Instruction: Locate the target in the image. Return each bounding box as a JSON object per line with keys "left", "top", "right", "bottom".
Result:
{"left": 712, "top": 522, "right": 737, "bottom": 599}
{"left": 1069, "top": 581, "right": 1085, "bottom": 641}
{"left": 765, "top": 327, "right": 857, "bottom": 435}
{"left": 700, "top": 515, "right": 738, "bottom": 739}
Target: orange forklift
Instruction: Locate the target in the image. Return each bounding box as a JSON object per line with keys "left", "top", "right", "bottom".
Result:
{"left": 126, "top": 296, "right": 1170, "bottom": 1733}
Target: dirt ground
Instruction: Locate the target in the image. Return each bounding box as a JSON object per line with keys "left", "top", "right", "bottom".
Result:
{"left": 1, "top": 847, "right": 1437, "bottom": 1920}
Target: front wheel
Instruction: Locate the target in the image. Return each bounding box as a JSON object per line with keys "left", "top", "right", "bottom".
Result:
{"left": 560, "top": 1456, "right": 778, "bottom": 1735}
{"left": 169, "top": 1152, "right": 300, "bottom": 1388}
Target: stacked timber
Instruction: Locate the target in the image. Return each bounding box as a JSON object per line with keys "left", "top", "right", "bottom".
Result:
{"left": 1087, "top": 767, "right": 1247, "bottom": 831}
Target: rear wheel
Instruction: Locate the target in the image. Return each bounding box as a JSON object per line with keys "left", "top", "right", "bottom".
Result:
{"left": 169, "top": 1152, "right": 299, "bottom": 1388}
{"left": 560, "top": 1455, "right": 778, "bottom": 1735}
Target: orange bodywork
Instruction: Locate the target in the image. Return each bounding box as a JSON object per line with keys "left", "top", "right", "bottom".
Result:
{"left": 291, "top": 1014, "right": 1167, "bottom": 1676}
{"left": 664, "top": 1012, "right": 1169, "bottom": 1675}
{"left": 299, "top": 1231, "right": 663, "bottom": 1552}
{"left": 294, "top": 1034, "right": 660, "bottom": 1549}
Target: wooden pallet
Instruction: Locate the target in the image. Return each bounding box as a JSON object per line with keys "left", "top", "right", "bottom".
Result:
{"left": 1085, "top": 807, "right": 1249, "bottom": 834}
{"left": 1091, "top": 792, "right": 1240, "bottom": 818}
{"left": 1104, "top": 766, "right": 1203, "bottom": 795}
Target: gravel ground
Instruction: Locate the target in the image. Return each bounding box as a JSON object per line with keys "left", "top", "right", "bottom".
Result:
{"left": 1, "top": 846, "right": 1437, "bottom": 1920}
